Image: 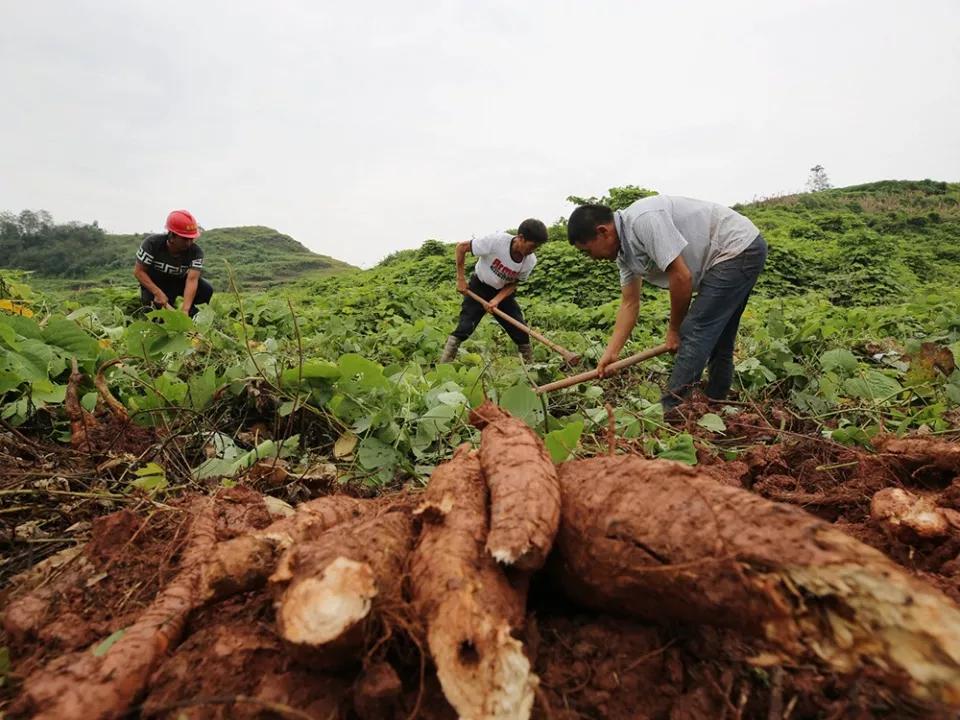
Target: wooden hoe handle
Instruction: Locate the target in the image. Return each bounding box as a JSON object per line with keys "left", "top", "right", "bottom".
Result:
{"left": 535, "top": 344, "right": 672, "bottom": 394}
{"left": 464, "top": 289, "right": 580, "bottom": 365}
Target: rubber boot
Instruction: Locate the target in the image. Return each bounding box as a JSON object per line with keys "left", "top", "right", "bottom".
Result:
{"left": 518, "top": 344, "right": 533, "bottom": 363}
{"left": 439, "top": 335, "right": 461, "bottom": 363}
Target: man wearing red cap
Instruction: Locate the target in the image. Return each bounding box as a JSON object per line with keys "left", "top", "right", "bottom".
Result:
{"left": 133, "top": 210, "right": 213, "bottom": 317}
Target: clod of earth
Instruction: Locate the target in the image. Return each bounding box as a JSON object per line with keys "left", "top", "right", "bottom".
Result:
{"left": 470, "top": 400, "right": 561, "bottom": 571}
{"left": 6, "top": 405, "right": 960, "bottom": 719}
{"left": 16, "top": 498, "right": 218, "bottom": 720}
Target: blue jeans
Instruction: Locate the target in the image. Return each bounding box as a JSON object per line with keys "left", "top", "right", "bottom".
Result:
{"left": 662, "top": 234, "right": 767, "bottom": 409}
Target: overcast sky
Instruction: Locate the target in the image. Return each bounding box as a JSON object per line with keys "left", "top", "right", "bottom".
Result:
{"left": 2, "top": 1, "right": 958, "bottom": 268}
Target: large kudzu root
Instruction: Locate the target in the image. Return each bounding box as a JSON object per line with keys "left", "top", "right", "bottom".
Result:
{"left": 469, "top": 401, "right": 560, "bottom": 571}
{"left": 269, "top": 503, "right": 414, "bottom": 667}
{"left": 199, "top": 494, "right": 367, "bottom": 601}
{"left": 874, "top": 435, "right": 960, "bottom": 475}
{"left": 411, "top": 444, "right": 537, "bottom": 720}
{"left": 555, "top": 455, "right": 960, "bottom": 706}
{"left": 18, "top": 498, "right": 219, "bottom": 720}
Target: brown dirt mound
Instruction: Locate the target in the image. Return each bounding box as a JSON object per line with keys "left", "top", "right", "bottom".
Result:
{"left": 4, "top": 409, "right": 960, "bottom": 719}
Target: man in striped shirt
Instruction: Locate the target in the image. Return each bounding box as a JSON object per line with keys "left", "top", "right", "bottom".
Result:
{"left": 133, "top": 209, "right": 213, "bottom": 317}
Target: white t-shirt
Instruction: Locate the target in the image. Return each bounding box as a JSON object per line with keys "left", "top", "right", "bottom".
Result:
{"left": 471, "top": 232, "right": 537, "bottom": 289}
{"left": 616, "top": 195, "right": 760, "bottom": 290}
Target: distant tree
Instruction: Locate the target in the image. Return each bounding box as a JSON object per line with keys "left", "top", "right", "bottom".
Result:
{"left": 567, "top": 185, "right": 659, "bottom": 211}
{"left": 806, "top": 165, "right": 832, "bottom": 192}
{"left": 417, "top": 239, "right": 447, "bottom": 258}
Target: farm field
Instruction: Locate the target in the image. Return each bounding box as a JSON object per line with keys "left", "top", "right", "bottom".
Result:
{"left": 2, "top": 180, "right": 960, "bottom": 719}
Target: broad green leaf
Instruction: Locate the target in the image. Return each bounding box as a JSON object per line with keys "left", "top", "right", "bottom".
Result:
{"left": 358, "top": 436, "right": 399, "bottom": 471}
{"left": 0, "top": 371, "right": 22, "bottom": 394}
{"left": 30, "top": 380, "right": 66, "bottom": 404}
{"left": 42, "top": 318, "right": 99, "bottom": 360}
{"left": 830, "top": 426, "right": 872, "bottom": 447}
{"left": 280, "top": 360, "right": 340, "bottom": 385}
{"left": 843, "top": 371, "right": 903, "bottom": 402}
{"left": 192, "top": 457, "right": 239, "bottom": 480}
{"left": 654, "top": 433, "right": 698, "bottom": 465}
{"left": 2, "top": 339, "right": 53, "bottom": 381}
{"left": 947, "top": 376, "right": 960, "bottom": 405}
{"left": 435, "top": 390, "right": 468, "bottom": 407}
{"left": 0, "top": 321, "right": 18, "bottom": 349}
{"left": 338, "top": 353, "right": 388, "bottom": 389}
{"left": 146, "top": 308, "right": 194, "bottom": 331}
{"left": 148, "top": 333, "right": 192, "bottom": 356}
{"left": 697, "top": 413, "right": 726, "bottom": 433}
{"left": 3, "top": 314, "right": 42, "bottom": 340}
{"left": 544, "top": 420, "right": 583, "bottom": 463}
{"left": 820, "top": 349, "right": 858, "bottom": 375}
{"left": 500, "top": 384, "right": 544, "bottom": 428}
{"left": 130, "top": 462, "right": 168, "bottom": 493}
{"left": 187, "top": 366, "right": 218, "bottom": 410}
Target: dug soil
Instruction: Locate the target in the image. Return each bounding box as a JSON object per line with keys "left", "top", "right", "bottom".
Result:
{"left": 3, "top": 409, "right": 960, "bottom": 719}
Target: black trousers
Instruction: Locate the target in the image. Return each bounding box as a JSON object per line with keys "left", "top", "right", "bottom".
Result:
{"left": 452, "top": 275, "right": 529, "bottom": 346}
{"left": 139, "top": 273, "right": 213, "bottom": 318}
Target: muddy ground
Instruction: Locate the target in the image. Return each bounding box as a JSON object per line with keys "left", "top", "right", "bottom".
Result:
{"left": 2, "top": 407, "right": 960, "bottom": 720}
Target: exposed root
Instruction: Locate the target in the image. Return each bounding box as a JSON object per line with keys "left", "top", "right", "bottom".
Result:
{"left": 469, "top": 401, "right": 560, "bottom": 571}
{"left": 874, "top": 435, "right": 960, "bottom": 477}
{"left": 270, "top": 504, "right": 414, "bottom": 667}
{"left": 17, "top": 497, "right": 219, "bottom": 720}
{"left": 65, "top": 357, "right": 95, "bottom": 453}
{"left": 871, "top": 487, "right": 960, "bottom": 543}
{"left": 94, "top": 359, "right": 131, "bottom": 422}
{"left": 411, "top": 443, "right": 537, "bottom": 720}
{"left": 555, "top": 455, "right": 960, "bottom": 706}
{"left": 199, "top": 495, "right": 367, "bottom": 601}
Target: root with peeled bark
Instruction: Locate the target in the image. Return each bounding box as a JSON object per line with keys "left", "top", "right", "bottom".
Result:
{"left": 469, "top": 401, "right": 560, "bottom": 571}
{"left": 199, "top": 494, "right": 367, "bottom": 601}
{"left": 17, "top": 498, "right": 219, "bottom": 720}
{"left": 269, "top": 503, "right": 414, "bottom": 667}
{"left": 555, "top": 454, "right": 960, "bottom": 706}
{"left": 411, "top": 443, "right": 538, "bottom": 720}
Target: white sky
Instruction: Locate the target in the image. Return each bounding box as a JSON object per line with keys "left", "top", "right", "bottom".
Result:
{"left": 2, "top": 0, "right": 958, "bottom": 267}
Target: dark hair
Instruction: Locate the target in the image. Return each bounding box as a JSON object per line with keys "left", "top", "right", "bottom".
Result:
{"left": 517, "top": 218, "right": 548, "bottom": 246}
{"left": 567, "top": 204, "right": 614, "bottom": 245}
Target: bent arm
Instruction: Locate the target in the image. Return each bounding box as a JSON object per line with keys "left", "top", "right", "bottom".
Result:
{"left": 488, "top": 283, "right": 517, "bottom": 309}
{"left": 598, "top": 278, "right": 642, "bottom": 374}
{"left": 665, "top": 256, "right": 693, "bottom": 351}
{"left": 182, "top": 269, "right": 201, "bottom": 315}
{"left": 455, "top": 241, "right": 472, "bottom": 292}
{"left": 134, "top": 262, "right": 166, "bottom": 302}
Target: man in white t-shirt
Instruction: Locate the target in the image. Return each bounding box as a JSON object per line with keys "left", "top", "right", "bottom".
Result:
{"left": 567, "top": 196, "right": 767, "bottom": 413}
{"left": 439, "top": 218, "right": 548, "bottom": 363}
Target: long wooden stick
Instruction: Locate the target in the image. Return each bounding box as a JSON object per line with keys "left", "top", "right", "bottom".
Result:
{"left": 464, "top": 289, "right": 580, "bottom": 365}
{"left": 534, "top": 344, "right": 671, "bottom": 394}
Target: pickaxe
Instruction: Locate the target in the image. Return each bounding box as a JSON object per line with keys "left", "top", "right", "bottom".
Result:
{"left": 534, "top": 344, "right": 671, "bottom": 394}
{"left": 464, "top": 288, "right": 580, "bottom": 366}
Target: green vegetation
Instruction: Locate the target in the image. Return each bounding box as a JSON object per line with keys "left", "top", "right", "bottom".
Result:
{"left": 1, "top": 180, "right": 958, "bottom": 488}
{"left": 0, "top": 211, "right": 355, "bottom": 289}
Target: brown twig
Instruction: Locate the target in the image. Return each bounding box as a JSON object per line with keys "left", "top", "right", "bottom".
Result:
{"left": 768, "top": 666, "right": 784, "bottom": 720}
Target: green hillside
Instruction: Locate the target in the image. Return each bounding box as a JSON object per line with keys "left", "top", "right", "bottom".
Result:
{"left": 1, "top": 179, "right": 958, "bottom": 481}
{"left": 0, "top": 213, "right": 355, "bottom": 289}
{"left": 311, "top": 178, "right": 960, "bottom": 310}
